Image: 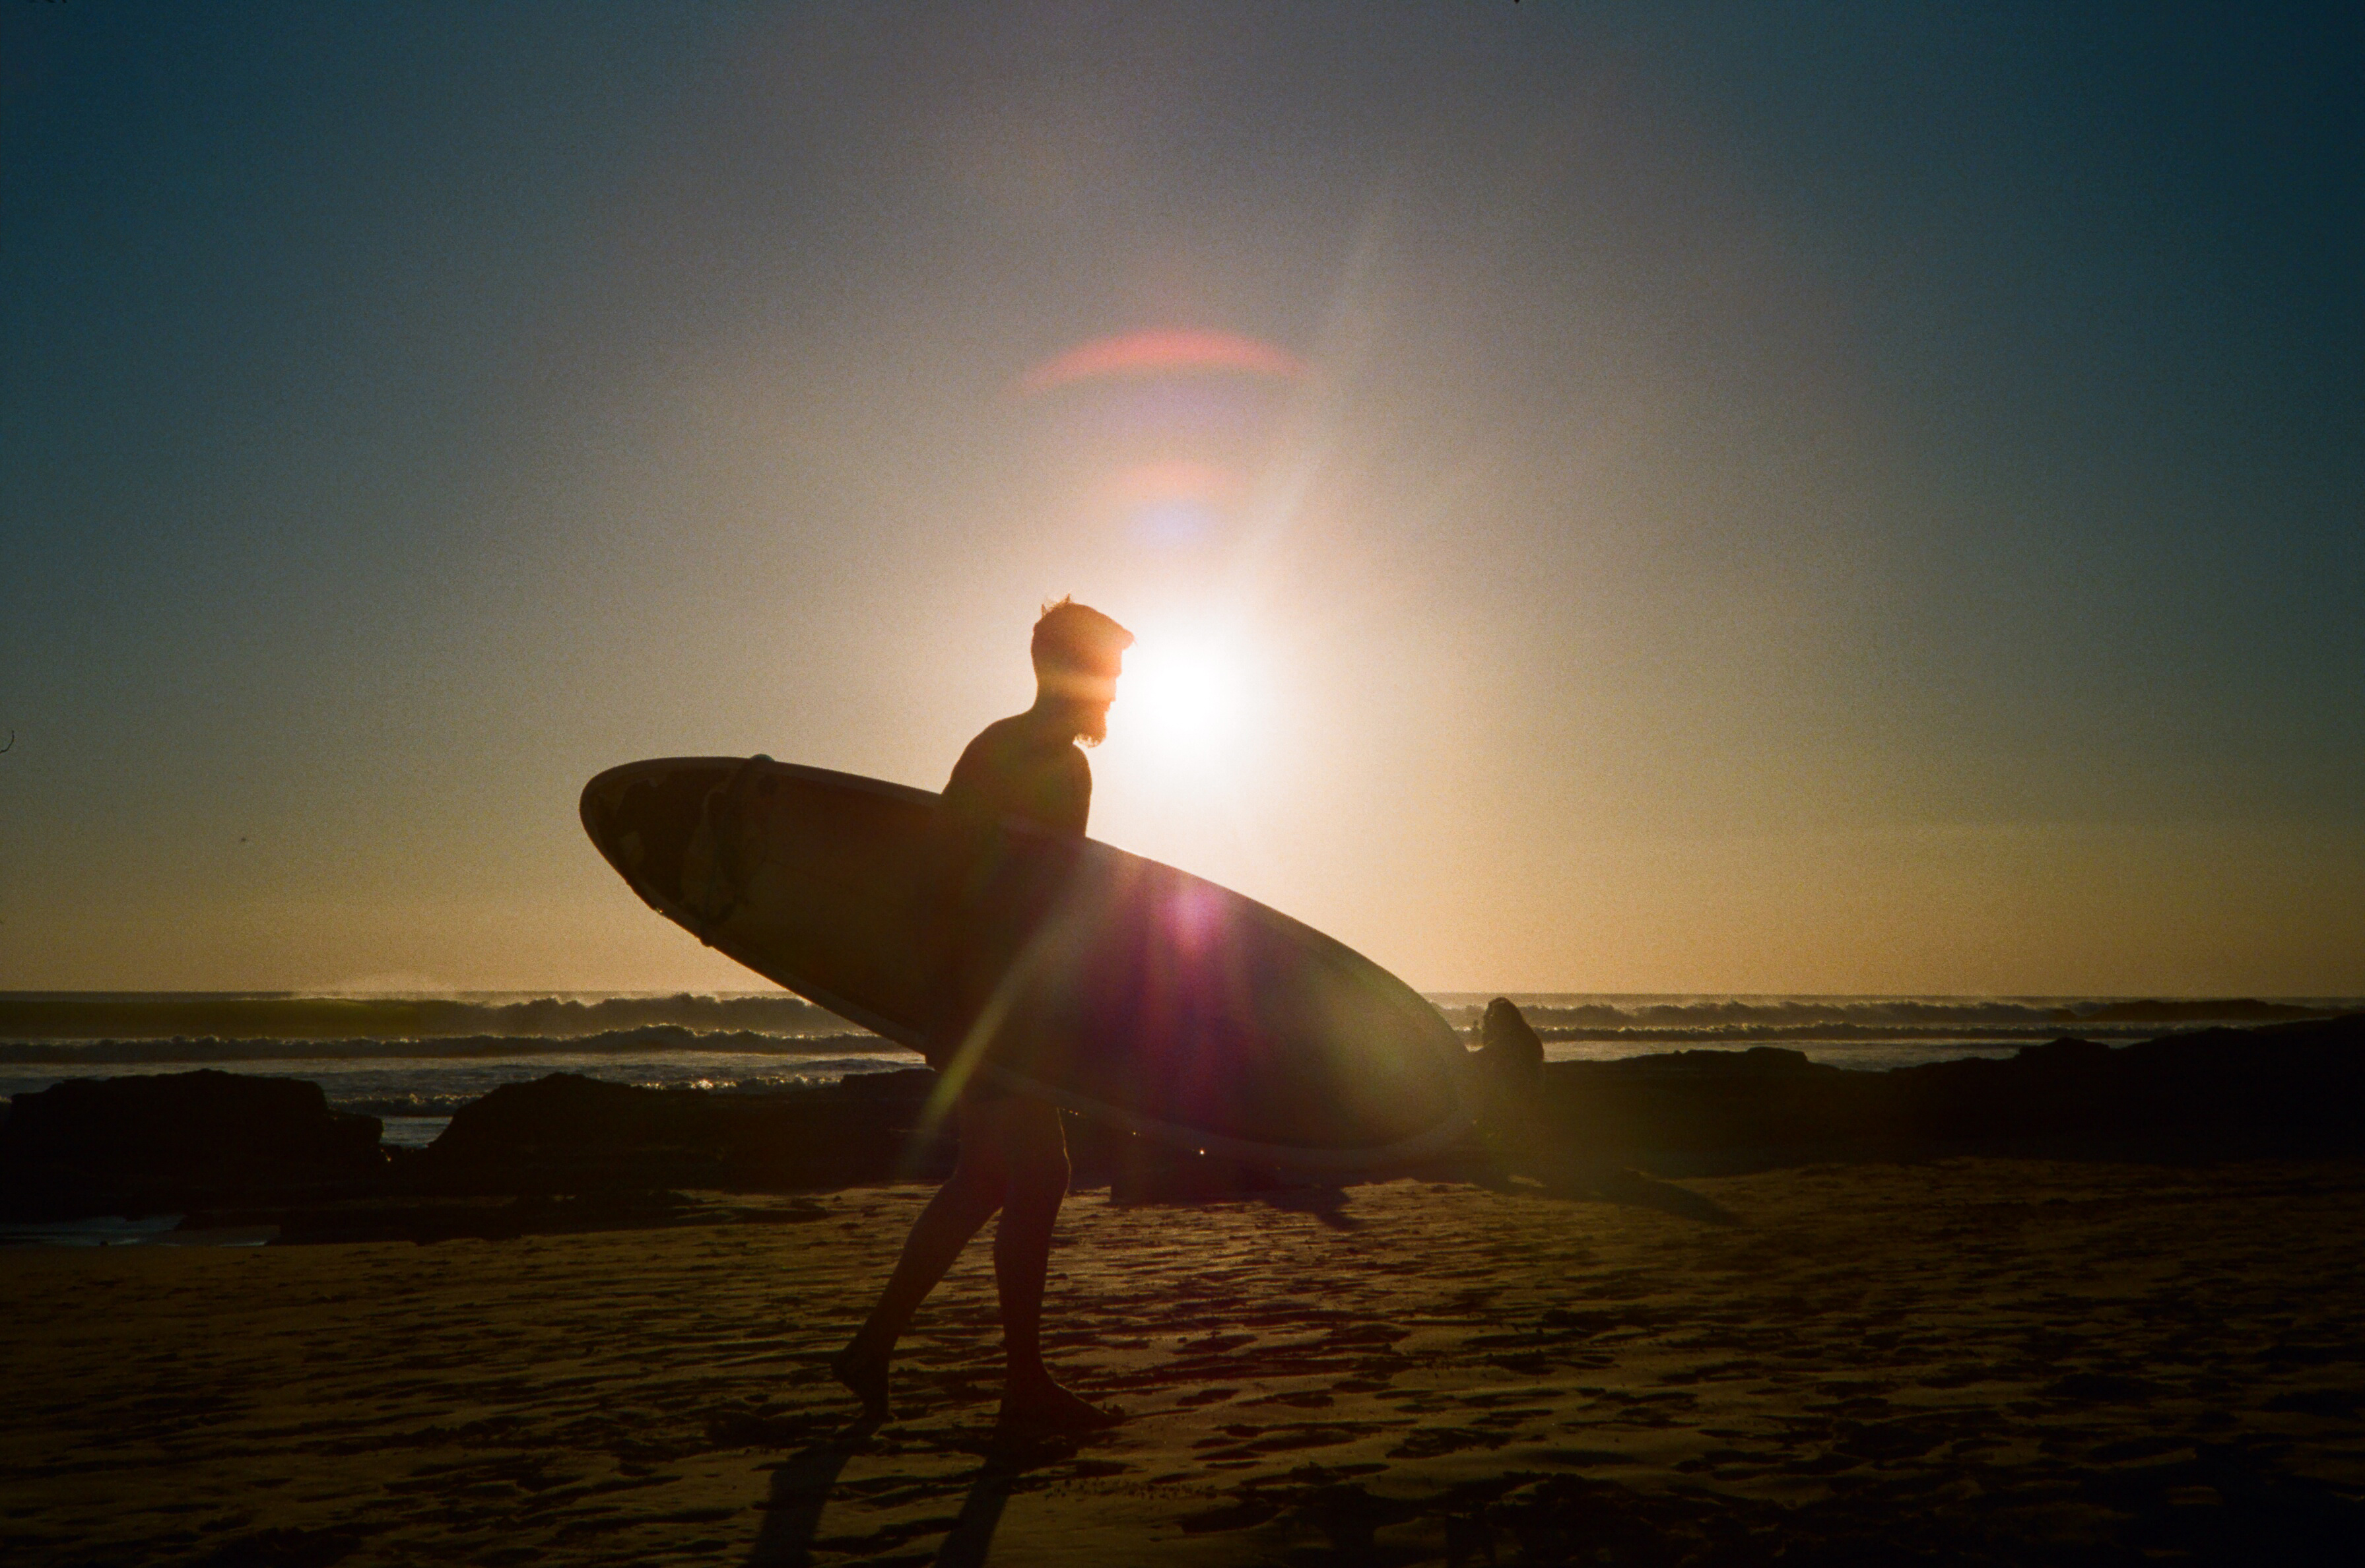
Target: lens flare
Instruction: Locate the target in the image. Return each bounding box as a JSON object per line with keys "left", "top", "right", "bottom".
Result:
{"left": 1014, "top": 329, "right": 1305, "bottom": 397}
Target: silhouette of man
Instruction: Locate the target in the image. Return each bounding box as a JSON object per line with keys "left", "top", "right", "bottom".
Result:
{"left": 832, "top": 597, "right": 1133, "bottom": 1434}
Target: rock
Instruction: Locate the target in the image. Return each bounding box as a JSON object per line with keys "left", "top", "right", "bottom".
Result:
{"left": 0, "top": 1069, "right": 385, "bottom": 1220}
{"left": 15, "top": 1014, "right": 2357, "bottom": 1225}
{"left": 1477, "top": 998, "right": 1545, "bottom": 1090}
{"left": 411, "top": 1070, "right": 956, "bottom": 1194}
{"left": 1521, "top": 1013, "right": 2365, "bottom": 1175}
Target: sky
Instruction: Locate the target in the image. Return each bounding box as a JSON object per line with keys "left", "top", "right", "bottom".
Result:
{"left": 3, "top": 1, "right": 2358, "bottom": 997}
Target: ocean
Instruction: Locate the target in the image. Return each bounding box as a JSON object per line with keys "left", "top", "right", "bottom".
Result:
{"left": 3, "top": 991, "right": 2355, "bottom": 1148}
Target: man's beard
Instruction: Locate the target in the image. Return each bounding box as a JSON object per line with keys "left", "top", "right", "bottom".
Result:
{"left": 1073, "top": 708, "right": 1108, "bottom": 746}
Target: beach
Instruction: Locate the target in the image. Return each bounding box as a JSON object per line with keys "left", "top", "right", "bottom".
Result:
{"left": 7, "top": 1156, "right": 2362, "bottom": 1565}
{"left": 14, "top": 5, "right": 2360, "bottom": 1564}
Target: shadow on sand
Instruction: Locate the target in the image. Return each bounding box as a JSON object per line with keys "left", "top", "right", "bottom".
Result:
{"left": 929, "top": 1466, "right": 1015, "bottom": 1568}
{"left": 1471, "top": 1163, "right": 1741, "bottom": 1227}
{"left": 1254, "top": 1183, "right": 1363, "bottom": 1231}
{"left": 744, "top": 1416, "right": 878, "bottom": 1568}
{"left": 1558, "top": 1165, "right": 1743, "bottom": 1226}
{"left": 743, "top": 1414, "right": 1094, "bottom": 1568}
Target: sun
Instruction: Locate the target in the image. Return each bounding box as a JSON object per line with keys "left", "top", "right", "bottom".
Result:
{"left": 1116, "top": 629, "right": 1251, "bottom": 768}
{"left": 1087, "top": 614, "right": 1292, "bottom": 870}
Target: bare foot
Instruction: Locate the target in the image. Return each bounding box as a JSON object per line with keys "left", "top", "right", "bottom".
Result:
{"left": 830, "top": 1344, "right": 890, "bottom": 1420}
{"left": 997, "top": 1375, "right": 1122, "bottom": 1435}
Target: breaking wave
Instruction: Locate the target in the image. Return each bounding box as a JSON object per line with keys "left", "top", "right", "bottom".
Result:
{"left": 1425, "top": 995, "right": 2354, "bottom": 1045}
{"left": 0, "top": 993, "right": 851, "bottom": 1044}
{"left": 0, "top": 1028, "right": 894, "bottom": 1066}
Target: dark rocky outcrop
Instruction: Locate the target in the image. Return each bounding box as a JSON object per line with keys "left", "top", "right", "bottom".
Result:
{"left": 416, "top": 1069, "right": 1294, "bottom": 1206}
{"left": 0, "top": 1068, "right": 386, "bottom": 1220}
{"left": 410, "top": 1068, "right": 958, "bottom": 1195}
{"left": 1476, "top": 996, "right": 1545, "bottom": 1088}
{"left": 1510, "top": 1012, "right": 2365, "bottom": 1179}
{"left": 7, "top": 1014, "right": 2360, "bottom": 1229}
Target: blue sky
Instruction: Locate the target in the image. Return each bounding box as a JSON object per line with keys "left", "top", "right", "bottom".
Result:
{"left": 3, "top": 2, "right": 2358, "bottom": 993}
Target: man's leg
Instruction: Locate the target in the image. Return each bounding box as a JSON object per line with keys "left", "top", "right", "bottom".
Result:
{"left": 991, "top": 1097, "right": 1120, "bottom": 1431}
{"left": 832, "top": 1099, "right": 1009, "bottom": 1416}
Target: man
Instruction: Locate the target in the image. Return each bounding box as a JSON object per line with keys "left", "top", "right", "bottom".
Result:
{"left": 831, "top": 597, "right": 1133, "bottom": 1435}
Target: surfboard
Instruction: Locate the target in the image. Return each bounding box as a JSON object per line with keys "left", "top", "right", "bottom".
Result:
{"left": 580, "top": 756, "right": 1469, "bottom": 1171}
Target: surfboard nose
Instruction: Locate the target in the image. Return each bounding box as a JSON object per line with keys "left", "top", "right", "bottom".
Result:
{"left": 580, "top": 758, "right": 737, "bottom": 911}
{"left": 578, "top": 763, "right": 648, "bottom": 879}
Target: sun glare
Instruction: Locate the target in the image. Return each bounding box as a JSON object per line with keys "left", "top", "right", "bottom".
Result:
{"left": 1086, "top": 613, "right": 1298, "bottom": 876}
{"left": 1118, "top": 630, "right": 1252, "bottom": 769}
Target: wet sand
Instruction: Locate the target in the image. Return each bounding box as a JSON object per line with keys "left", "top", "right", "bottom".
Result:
{"left": 5, "top": 1159, "right": 2362, "bottom": 1564}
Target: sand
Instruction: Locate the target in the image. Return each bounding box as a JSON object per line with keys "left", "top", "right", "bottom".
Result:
{"left": 5, "top": 1160, "right": 2363, "bottom": 1565}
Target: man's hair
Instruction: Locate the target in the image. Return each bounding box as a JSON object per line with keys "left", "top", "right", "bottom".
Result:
{"left": 1031, "top": 597, "right": 1134, "bottom": 678}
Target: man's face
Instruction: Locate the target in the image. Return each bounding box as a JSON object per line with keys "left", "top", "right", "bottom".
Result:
{"left": 1077, "top": 667, "right": 1119, "bottom": 745}
{"left": 1047, "top": 662, "right": 1120, "bottom": 745}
